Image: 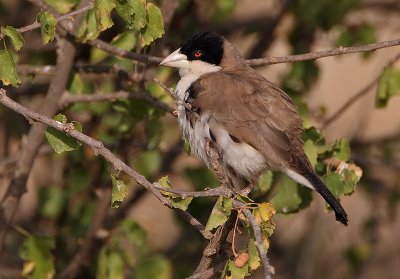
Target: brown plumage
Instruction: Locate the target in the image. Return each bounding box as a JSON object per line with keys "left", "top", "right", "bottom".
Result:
{"left": 160, "top": 31, "right": 348, "bottom": 225}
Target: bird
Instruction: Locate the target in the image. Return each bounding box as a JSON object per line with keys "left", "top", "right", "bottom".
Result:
{"left": 160, "top": 31, "right": 348, "bottom": 225}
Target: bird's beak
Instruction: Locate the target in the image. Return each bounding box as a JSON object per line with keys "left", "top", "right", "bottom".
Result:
{"left": 160, "top": 48, "right": 190, "bottom": 68}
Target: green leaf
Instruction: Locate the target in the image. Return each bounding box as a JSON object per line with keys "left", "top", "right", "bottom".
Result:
{"left": 282, "top": 61, "right": 319, "bottom": 95}
{"left": 271, "top": 175, "right": 302, "bottom": 213}
{"left": 45, "top": 114, "right": 82, "bottom": 154}
{"left": 37, "top": 10, "right": 57, "bottom": 44}
{"left": 248, "top": 238, "right": 260, "bottom": 271}
{"left": 342, "top": 168, "right": 358, "bottom": 195}
{"left": 212, "top": 0, "right": 236, "bottom": 23}
{"left": 322, "top": 172, "right": 343, "bottom": 198}
{"left": 292, "top": 0, "right": 358, "bottom": 31}
{"left": 97, "top": 247, "right": 124, "bottom": 279}
{"left": 118, "top": 219, "right": 148, "bottom": 253}
{"left": 324, "top": 138, "right": 351, "bottom": 161}
{"left": 68, "top": 72, "right": 93, "bottom": 94}
{"left": 256, "top": 171, "right": 274, "bottom": 193}
{"left": 337, "top": 138, "right": 351, "bottom": 161}
{"left": 111, "top": 174, "right": 128, "bottom": 208}
{"left": 66, "top": 169, "right": 92, "bottom": 196}
{"left": 132, "top": 150, "right": 161, "bottom": 178}
{"left": 76, "top": 9, "right": 101, "bottom": 42}
{"left": 302, "top": 126, "right": 325, "bottom": 144}
{"left": 39, "top": 186, "right": 66, "bottom": 218}
{"left": 20, "top": 235, "right": 55, "bottom": 279}
{"left": 206, "top": 196, "right": 233, "bottom": 230}
{"left": 221, "top": 260, "right": 249, "bottom": 279}
{"left": 136, "top": 255, "right": 173, "bottom": 279}
{"left": 1, "top": 26, "right": 24, "bottom": 51}
{"left": 90, "top": 31, "right": 137, "bottom": 64}
{"left": 184, "top": 167, "right": 219, "bottom": 189}
{"left": 304, "top": 139, "right": 318, "bottom": 167}
{"left": 336, "top": 23, "right": 376, "bottom": 49}
{"left": 0, "top": 50, "right": 21, "bottom": 86}
{"left": 116, "top": 0, "right": 146, "bottom": 30}
{"left": 43, "top": 0, "right": 79, "bottom": 14}
{"left": 376, "top": 67, "right": 400, "bottom": 108}
{"left": 95, "top": 0, "right": 116, "bottom": 31}
{"left": 158, "top": 176, "right": 192, "bottom": 210}
{"left": 140, "top": 3, "right": 164, "bottom": 47}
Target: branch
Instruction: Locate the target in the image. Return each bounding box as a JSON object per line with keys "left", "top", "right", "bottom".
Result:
{"left": 152, "top": 185, "right": 233, "bottom": 199}
{"left": 0, "top": 89, "right": 212, "bottom": 240}
{"left": 60, "top": 91, "right": 175, "bottom": 114}
{"left": 0, "top": 2, "right": 94, "bottom": 41}
{"left": 85, "top": 39, "right": 163, "bottom": 65}
{"left": 237, "top": 201, "right": 272, "bottom": 279}
{"left": 176, "top": 209, "right": 213, "bottom": 240}
{"left": 321, "top": 51, "right": 400, "bottom": 128}
{"left": 247, "top": 38, "right": 400, "bottom": 66}
{"left": 86, "top": 38, "right": 400, "bottom": 67}
{"left": 190, "top": 212, "right": 237, "bottom": 279}
{"left": 17, "top": 64, "right": 131, "bottom": 78}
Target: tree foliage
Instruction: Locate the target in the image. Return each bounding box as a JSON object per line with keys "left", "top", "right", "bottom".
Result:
{"left": 0, "top": 0, "right": 399, "bottom": 278}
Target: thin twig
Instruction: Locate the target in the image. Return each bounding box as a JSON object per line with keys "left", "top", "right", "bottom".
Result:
{"left": 247, "top": 38, "right": 400, "bottom": 66}
{"left": 176, "top": 209, "right": 214, "bottom": 240}
{"left": 239, "top": 202, "right": 272, "bottom": 279}
{"left": 60, "top": 91, "right": 175, "bottom": 114}
{"left": 86, "top": 39, "right": 163, "bottom": 65}
{"left": 322, "top": 51, "right": 400, "bottom": 128}
{"left": 152, "top": 185, "right": 233, "bottom": 198}
{"left": 231, "top": 209, "right": 242, "bottom": 258}
{"left": 17, "top": 64, "right": 130, "bottom": 77}
{"left": 154, "top": 78, "right": 199, "bottom": 116}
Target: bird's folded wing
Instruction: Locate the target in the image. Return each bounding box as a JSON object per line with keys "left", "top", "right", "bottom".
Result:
{"left": 191, "top": 71, "right": 308, "bottom": 171}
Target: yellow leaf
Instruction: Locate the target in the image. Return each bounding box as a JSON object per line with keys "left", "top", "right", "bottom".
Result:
{"left": 258, "top": 203, "right": 276, "bottom": 222}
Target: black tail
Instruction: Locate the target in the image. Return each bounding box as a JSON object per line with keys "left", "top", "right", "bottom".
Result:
{"left": 303, "top": 169, "right": 348, "bottom": 225}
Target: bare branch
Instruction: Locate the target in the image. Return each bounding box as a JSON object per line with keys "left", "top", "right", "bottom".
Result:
{"left": 247, "top": 38, "right": 400, "bottom": 66}
{"left": 176, "top": 209, "right": 214, "bottom": 240}
{"left": 85, "top": 38, "right": 400, "bottom": 67}
{"left": 60, "top": 90, "right": 175, "bottom": 114}
{"left": 17, "top": 64, "right": 131, "bottom": 78}
{"left": 86, "top": 39, "right": 163, "bottom": 65}
{"left": 190, "top": 212, "right": 237, "bottom": 279}
{"left": 152, "top": 185, "right": 233, "bottom": 199}
{"left": 322, "top": 51, "right": 400, "bottom": 128}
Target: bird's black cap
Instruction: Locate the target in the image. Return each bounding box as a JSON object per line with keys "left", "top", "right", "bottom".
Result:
{"left": 180, "top": 31, "right": 224, "bottom": 66}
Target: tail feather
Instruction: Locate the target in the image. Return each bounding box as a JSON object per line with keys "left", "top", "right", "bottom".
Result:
{"left": 303, "top": 169, "right": 348, "bottom": 225}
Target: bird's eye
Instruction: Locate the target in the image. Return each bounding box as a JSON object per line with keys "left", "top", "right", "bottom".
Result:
{"left": 193, "top": 50, "right": 203, "bottom": 59}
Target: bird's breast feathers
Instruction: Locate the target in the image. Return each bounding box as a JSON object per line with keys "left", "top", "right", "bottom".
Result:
{"left": 176, "top": 70, "right": 280, "bottom": 178}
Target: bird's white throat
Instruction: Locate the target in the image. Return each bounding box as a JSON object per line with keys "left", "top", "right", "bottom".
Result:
{"left": 176, "top": 61, "right": 221, "bottom": 101}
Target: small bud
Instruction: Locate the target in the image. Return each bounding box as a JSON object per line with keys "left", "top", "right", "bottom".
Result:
{"left": 234, "top": 252, "right": 249, "bottom": 268}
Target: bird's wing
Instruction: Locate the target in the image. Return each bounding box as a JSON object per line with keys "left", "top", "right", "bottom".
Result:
{"left": 191, "top": 70, "right": 309, "bottom": 172}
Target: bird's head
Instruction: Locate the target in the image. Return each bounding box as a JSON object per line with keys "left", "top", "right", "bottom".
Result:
{"left": 160, "top": 31, "right": 224, "bottom": 69}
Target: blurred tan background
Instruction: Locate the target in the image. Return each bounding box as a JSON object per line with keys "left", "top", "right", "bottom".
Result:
{"left": 0, "top": 0, "right": 399, "bottom": 278}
